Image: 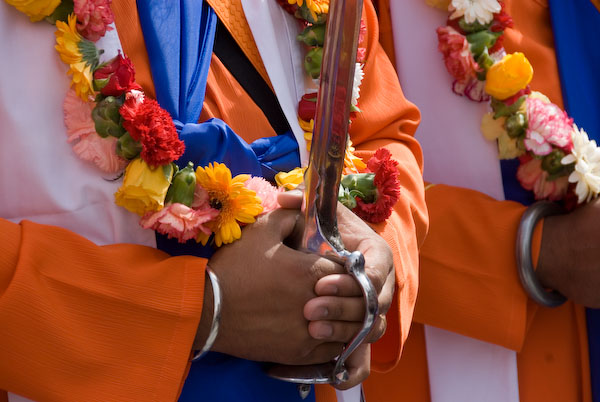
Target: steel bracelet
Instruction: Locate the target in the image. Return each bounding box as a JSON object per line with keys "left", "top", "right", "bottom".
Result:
{"left": 192, "top": 266, "right": 222, "bottom": 361}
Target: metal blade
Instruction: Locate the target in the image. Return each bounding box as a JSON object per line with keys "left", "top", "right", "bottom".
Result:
{"left": 302, "top": 0, "right": 363, "bottom": 254}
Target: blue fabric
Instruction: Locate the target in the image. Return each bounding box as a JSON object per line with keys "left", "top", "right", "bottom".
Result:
{"left": 136, "top": 1, "right": 308, "bottom": 400}
{"left": 548, "top": 1, "right": 600, "bottom": 400}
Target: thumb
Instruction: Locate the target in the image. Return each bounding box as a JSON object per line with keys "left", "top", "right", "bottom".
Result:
{"left": 277, "top": 189, "right": 304, "bottom": 209}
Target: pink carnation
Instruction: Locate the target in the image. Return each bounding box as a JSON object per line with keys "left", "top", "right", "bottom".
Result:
{"left": 452, "top": 76, "right": 490, "bottom": 102}
{"left": 437, "top": 26, "right": 480, "bottom": 83}
{"left": 524, "top": 97, "right": 574, "bottom": 156}
{"left": 245, "top": 177, "right": 282, "bottom": 214}
{"left": 516, "top": 156, "right": 569, "bottom": 201}
{"left": 140, "top": 203, "right": 219, "bottom": 243}
{"left": 74, "top": 0, "right": 115, "bottom": 42}
{"left": 63, "top": 89, "right": 126, "bottom": 173}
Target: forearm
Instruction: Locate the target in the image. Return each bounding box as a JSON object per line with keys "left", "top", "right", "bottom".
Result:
{"left": 0, "top": 219, "right": 206, "bottom": 402}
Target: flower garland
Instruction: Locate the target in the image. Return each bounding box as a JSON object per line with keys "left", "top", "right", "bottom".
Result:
{"left": 6, "top": 0, "right": 402, "bottom": 248}
{"left": 432, "top": 0, "right": 600, "bottom": 207}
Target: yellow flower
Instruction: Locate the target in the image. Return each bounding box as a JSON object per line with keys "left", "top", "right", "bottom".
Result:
{"left": 485, "top": 53, "right": 533, "bottom": 100}
{"left": 5, "top": 0, "right": 60, "bottom": 21}
{"left": 299, "top": 117, "right": 315, "bottom": 151}
{"left": 195, "top": 162, "right": 263, "bottom": 247}
{"left": 344, "top": 140, "right": 367, "bottom": 174}
{"left": 275, "top": 167, "right": 306, "bottom": 190}
{"left": 55, "top": 14, "right": 95, "bottom": 100}
{"left": 288, "top": 0, "right": 329, "bottom": 16}
{"left": 115, "top": 158, "right": 173, "bottom": 216}
{"left": 480, "top": 113, "right": 506, "bottom": 141}
{"left": 425, "top": 0, "right": 451, "bottom": 10}
{"left": 497, "top": 131, "right": 525, "bottom": 160}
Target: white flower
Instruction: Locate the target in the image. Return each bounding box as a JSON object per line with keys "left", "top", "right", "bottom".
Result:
{"left": 450, "top": 0, "right": 501, "bottom": 25}
{"left": 351, "top": 63, "right": 364, "bottom": 109}
{"left": 561, "top": 125, "right": 600, "bottom": 203}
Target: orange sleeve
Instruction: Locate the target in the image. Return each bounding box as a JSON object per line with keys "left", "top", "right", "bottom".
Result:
{"left": 0, "top": 219, "right": 206, "bottom": 402}
{"left": 349, "top": 0, "right": 429, "bottom": 372}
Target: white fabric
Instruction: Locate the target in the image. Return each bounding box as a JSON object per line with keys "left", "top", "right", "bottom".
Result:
{"left": 241, "top": 0, "right": 314, "bottom": 167}
{"left": 0, "top": 4, "right": 154, "bottom": 402}
{"left": 390, "top": 1, "right": 519, "bottom": 402}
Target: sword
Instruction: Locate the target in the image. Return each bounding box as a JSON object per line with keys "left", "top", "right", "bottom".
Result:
{"left": 266, "top": 0, "right": 378, "bottom": 391}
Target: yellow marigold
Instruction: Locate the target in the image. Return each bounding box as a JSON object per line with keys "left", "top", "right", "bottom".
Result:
{"left": 5, "top": 0, "right": 60, "bottom": 22}
{"left": 195, "top": 162, "right": 263, "bottom": 247}
{"left": 289, "top": 0, "right": 329, "bottom": 14}
{"left": 55, "top": 14, "right": 96, "bottom": 100}
{"left": 275, "top": 167, "right": 306, "bottom": 190}
{"left": 485, "top": 52, "right": 533, "bottom": 100}
{"left": 299, "top": 117, "right": 315, "bottom": 151}
{"left": 115, "top": 158, "right": 173, "bottom": 216}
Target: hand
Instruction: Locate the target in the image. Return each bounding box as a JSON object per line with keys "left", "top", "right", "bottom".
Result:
{"left": 199, "top": 206, "right": 348, "bottom": 365}
{"left": 538, "top": 198, "right": 600, "bottom": 308}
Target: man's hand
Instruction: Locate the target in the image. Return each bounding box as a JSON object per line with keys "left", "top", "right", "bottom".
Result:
{"left": 198, "top": 205, "right": 354, "bottom": 366}
{"left": 538, "top": 198, "right": 600, "bottom": 307}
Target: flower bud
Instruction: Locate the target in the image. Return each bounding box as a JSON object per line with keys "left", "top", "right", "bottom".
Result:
{"left": 467, "top": 30, "right": 500, "bottom": 58}
{"left": 165, "top": 162, "right": 196, "bottom": 207}
{"left": 340, "top": 173, "right": 377, "bottom": 203}
{"left": 116, "top": 132, "right": 142, "bottom": 160}
{"left": 297, "top": 24, "right": 326, "bottom": 46}
{"left": 504, "top": 112, "right": 528, "bottom": 138}
{"left": 304, "top": 47, "right": 323, "bottom": 79}
{"left": 458, "top": 18, "right": 491, "bottom": 33}
{"left": 338, "top": 186, "right": 357, "bottom": 209}
{"left": 92, "top": 96, "right": 125, "bottom": 138}
{"left": 298, "top": 92, "right": 318, "bottom": 121}
{"left": 93, "top": 53, "right": 136, "bottom": 97}
{"left": 542, "top": 149, "right": 568, "bottom": 175}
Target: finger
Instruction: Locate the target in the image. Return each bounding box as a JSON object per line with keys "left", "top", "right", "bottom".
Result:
{"left": 334, "top": 344, "right": 371, "bottom": 390}
{"left": 304, "top": 296, "right": 365, "bottom": 321}
{"left": 364, "top": 314, "right": 387, "bottom": 344}
{"left": 277, "top": 189, "right": 303, "bottom": 209}
{"left": 258, "top": 207, "right": 301, "bottom": 241}
{"left": 377, "top": 270, "right": 396, "bottom": 315}
{"left": 299, "top": 342, "right": 345, "bottom": 365}
{"left": 308, "top": 320, "right": 363, "bottom": 343}
{"left": 314, "top": 274, "right": 362, "bottom": 296}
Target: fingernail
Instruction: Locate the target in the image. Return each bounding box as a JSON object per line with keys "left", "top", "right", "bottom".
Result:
{"left": 314, "top": 323, "right": 333, "bottom": 339}
{"left": 322, "top": 285, "right": 338, "bottom": 295}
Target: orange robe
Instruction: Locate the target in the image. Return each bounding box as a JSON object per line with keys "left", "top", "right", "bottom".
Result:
{"left": 365, "top": 1, "right": 591, "bottom": 401}
{"left": 0, "top": 0, "right": 427, "bottom": 401}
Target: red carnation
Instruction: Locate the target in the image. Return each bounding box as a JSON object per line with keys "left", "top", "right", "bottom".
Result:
{"left": 94, "top": 53, "right": 137, "bottom": 96}
{"left": 352, "top": 148, "right": 401, "bottom": 223}
{"left": 119, "top": 93, "right": 184, "bottom": 167}
{"left": 298, "top": 92, "right": 318, "bottom": 121}
{"left": 491, "top": 2, "right": 514, "bottom": 32}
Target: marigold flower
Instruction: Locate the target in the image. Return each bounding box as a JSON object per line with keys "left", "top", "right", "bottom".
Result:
{"left": 115, "top": 158, "right": 174, "bottom": 216}
{"left": 288, "top": 0, "right": 329, "bottom": 20}
{"left": 5, "top": 0, "right": 60, "bottom": 21}
{"left": 485, "top": 52, "right": 533, "bottom": 100}
{"left": 195, "top": 163, "right": 263, "bottom": 247}
{"left": 55, "top": 14, "right": 98, "bottom": 100}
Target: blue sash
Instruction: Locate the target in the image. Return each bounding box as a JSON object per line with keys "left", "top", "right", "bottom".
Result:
{"left": 548, "top": 1, "right": 600, "bottom": 400}
{"left": 499, "top": 0, "right": 600, "bottom": 399}
{"left": 135, "top": 1, "right": 310, "bottom": 400}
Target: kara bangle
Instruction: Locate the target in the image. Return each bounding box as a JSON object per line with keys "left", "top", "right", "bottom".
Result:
{"left": 192, "top": 266, "right": 222, "bottom": 362}
{"left": 516, "top": 201, "right": 567, "bottom": 307}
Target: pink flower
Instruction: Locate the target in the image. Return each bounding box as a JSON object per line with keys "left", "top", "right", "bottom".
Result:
{"left": 74, "top": 0, "right": 114, "bottom": 42}
{"left": 516, "top": 156, "right": 569, "bottom": 201}
{"left": 452, "top": 76, "right": 490, "bottom": 102}
{"left": 245, "top": 177, "right": 282, "bottom": 215}
{"left": 140, "top": 203, "right": 219, "bottom": 243}
{"left": 63, "top": 89, "right": 126, "bottom": 173}
{"left": 524, "top": 97, "right": 574, "bottom": 156}
{"left": 437, "top": 26, "right": 480, "bottom": 83}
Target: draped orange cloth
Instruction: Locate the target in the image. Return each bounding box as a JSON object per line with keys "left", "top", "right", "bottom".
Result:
{"left": 0, "top": 0, "right": 428, "bottom": 401}
{"left": 365, "top": 1, "right": 591, "bottom": 401}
